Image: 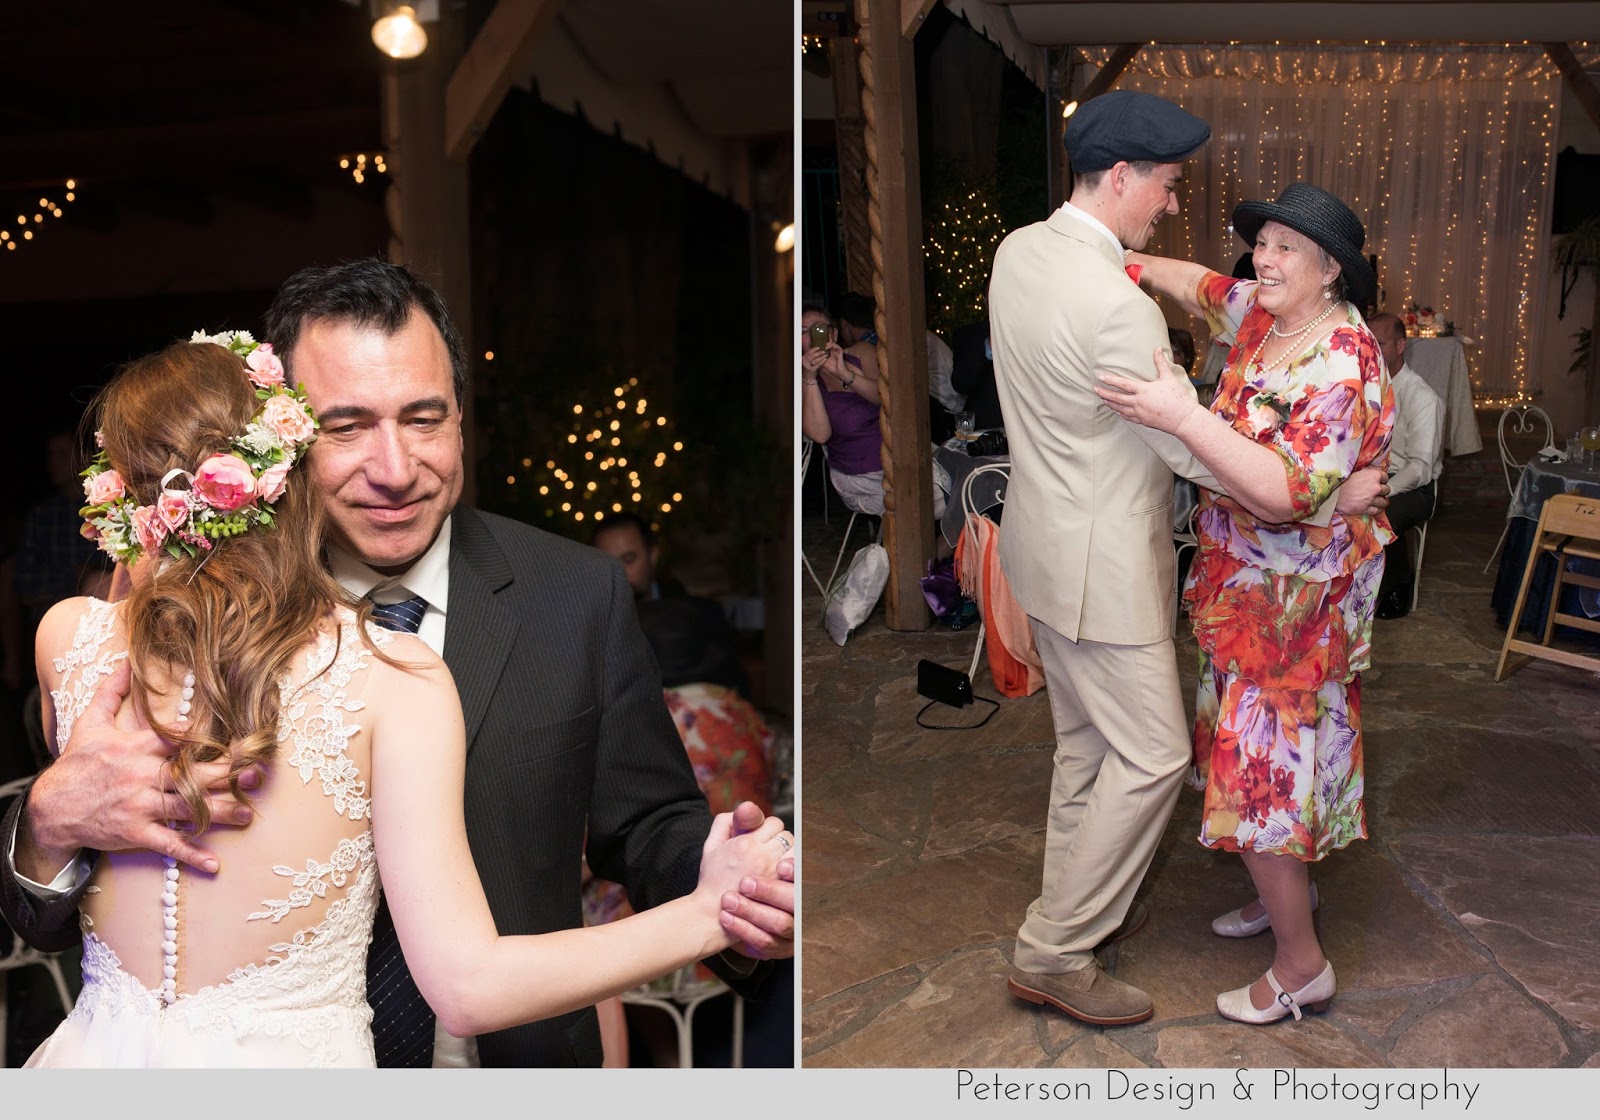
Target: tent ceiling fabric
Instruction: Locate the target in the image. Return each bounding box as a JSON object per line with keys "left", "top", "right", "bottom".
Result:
{"left": 945, "top": 0, "right": 1044, "bottom": 87}
{"left": 965, "top": 1, "right": 1600, "bottom": 46}
{"left": 514, "top": 0, "right": 790, "bottom": 209}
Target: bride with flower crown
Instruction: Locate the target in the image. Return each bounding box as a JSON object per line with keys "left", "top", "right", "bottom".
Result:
{"left": 24, "top": 334, "right": 789, "bottom": 1067}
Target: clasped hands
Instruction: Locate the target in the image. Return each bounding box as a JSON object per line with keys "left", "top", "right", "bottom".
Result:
{"left": 1094, "top": 347, "right": 1390, "bottom": 518}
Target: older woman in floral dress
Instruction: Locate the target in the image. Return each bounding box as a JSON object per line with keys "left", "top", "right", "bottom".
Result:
{"left": 1097, "top": 183, "right": 1394, "bottom": 1025}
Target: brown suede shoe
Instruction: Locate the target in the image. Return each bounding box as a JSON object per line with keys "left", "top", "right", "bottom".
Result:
{"left": 1098, "top": 900, "right": 1148, "bottom": 948}
{"left": 1007, "top": 962, "right": 1154, "bottom": 1025}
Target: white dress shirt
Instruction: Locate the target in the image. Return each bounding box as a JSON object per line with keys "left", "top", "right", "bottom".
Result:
{"left": 1387, "top": 363, "right": 1445, "bottom": 496}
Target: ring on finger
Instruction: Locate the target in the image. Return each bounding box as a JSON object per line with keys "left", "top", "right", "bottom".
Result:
{"left": 775, "top": 834, "right": 792, "bottom": 854}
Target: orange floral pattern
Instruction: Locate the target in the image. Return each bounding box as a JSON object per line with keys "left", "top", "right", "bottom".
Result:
{"left": 1186, "top": 273, "right": 1394, "bottom": 860}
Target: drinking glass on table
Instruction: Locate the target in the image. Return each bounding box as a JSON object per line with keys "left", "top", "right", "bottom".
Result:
{"left": 956, "top": 411, "right": 976, "bottom": 442}
{"left": 1582, "top": 426, "right": 1600, "bottom": 470}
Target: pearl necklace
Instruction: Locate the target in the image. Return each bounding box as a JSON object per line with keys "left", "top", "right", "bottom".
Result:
{"left": 1246, "top": 301, "right": 1338, "bottom": 372}
{"left": 160, "top": 668, "right": 196, "bottom": 1007}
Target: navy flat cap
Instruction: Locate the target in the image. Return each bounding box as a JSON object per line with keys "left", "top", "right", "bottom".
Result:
{"left": 1065, "top": 90, "right": 1211, "bottom": 172}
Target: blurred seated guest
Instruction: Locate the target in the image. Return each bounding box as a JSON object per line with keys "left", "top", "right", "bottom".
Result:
{"left": 593, "top": 512, "right": 685, "bottom": 601}
{"left": 1368, "top": 313, "right": 1443, "bottom": 620}
{"left": 1232, "top": 251, "right": 1257, "bottom": 280}
{"left": 834, "top": 291, "right": 878, "bottom": 353}
{"left": 801, "top": 302, "right": 949, "bottom": 517}
{"left": 582, "top": 607, "right": 780, "bottom": 1065}
{"left": 952, "top": 320, "right": 1005, "bottom": 431}
{"left": 1168, "top": 327, "right": 1197, "bottom": 377}
{"left": 15, "top": 429, "right": 114, "bottom": 631}
{"left": 927, "top": 329, "right": 962, "bottom": 443}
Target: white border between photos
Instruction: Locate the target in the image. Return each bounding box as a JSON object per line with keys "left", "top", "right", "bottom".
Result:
{"left": 789, "top": 0, "right": 805, "bottom": 1076}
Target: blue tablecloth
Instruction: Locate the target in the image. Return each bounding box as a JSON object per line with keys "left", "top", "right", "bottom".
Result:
{"left": 1490, "top": 458, "right": 1600, "bottom": 635}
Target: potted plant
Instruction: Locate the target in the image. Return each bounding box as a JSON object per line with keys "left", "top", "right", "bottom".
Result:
{"left": 1553, "top": 214, "right": 1600, "bottom": 424}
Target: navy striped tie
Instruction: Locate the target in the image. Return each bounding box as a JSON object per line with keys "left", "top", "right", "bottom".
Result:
{"left": 365, "top": 594, "right": 437, "bottom": 1067}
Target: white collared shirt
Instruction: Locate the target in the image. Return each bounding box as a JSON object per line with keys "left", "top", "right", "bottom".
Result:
{"left": 1387, "top": 362, "right": 1445, "bottom": 495}
{"left": 1060, "top": 200, "right": 1125, "bottom": 257}
{"left": 328, "top": 516, "right": 453, "bottom": 656}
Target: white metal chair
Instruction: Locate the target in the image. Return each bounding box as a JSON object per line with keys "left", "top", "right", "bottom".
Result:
{"left": 800, "top": 440, "right": 825, "bottom": 597}
{"left": 959, "top": 463, "right": 1010, "bottom": 683}
{"left": 1485, "top": 406, "right": 1555, "bottom": 573}
{"left": 618, "top": 963, "right": 743, "bottom": 1068}
{"left": 0, "top": 777, "right": 76, "bottom": 1062}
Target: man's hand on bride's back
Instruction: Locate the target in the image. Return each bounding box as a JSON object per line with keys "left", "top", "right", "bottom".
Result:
{"left": 22, "top": 660, "right": 261, "bottom": 878}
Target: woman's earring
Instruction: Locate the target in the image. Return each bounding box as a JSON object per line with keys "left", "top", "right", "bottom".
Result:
{"left": 1323, "top": 287, "right": 1334, "bottom": 300}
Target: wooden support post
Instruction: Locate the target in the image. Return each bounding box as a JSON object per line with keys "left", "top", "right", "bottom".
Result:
{"left": 1046, "top": 47, "right": 1074, "bottom": 211}
{"left": 900, "top": 0, "right": 937, "bottom": 38}
{"left": 751, "top": 147, "right": 795, "bottom": 715}
{"left": 832, "top": 35, "right": 873, "bottom": 297}
{"left": 859, "top": 0, "right": 931, "bottom": 631}
{"left": 1080, "top": 44, "right": 1141, "bottom": 104}
{"left": 384, "top": 8, "right": 477, "bottom": 503}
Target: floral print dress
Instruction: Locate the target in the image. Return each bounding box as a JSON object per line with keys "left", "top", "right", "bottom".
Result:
{"left": 1187, "top": 273, "right": 1395, "bottom": 861}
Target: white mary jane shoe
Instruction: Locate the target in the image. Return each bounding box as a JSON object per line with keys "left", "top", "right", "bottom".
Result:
{"left": 1216, "top": 961, "right": 1336, "bottom": 1024}
{"left": 1211, "top": 881, "right": 1319, "bottom": 938}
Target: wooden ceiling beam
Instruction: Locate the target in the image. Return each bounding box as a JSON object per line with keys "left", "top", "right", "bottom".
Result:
{"left": 444, "top": 0, "right": 563, "bottom": 161}
{"left": 902, "top": 0, "right": 938, "bottom": 38}
{"left": 1079, "top": 43, "right": 1141, "bottom": 103}
{"left": 1546, "top": 43, "right": 1600, "bottom": 136}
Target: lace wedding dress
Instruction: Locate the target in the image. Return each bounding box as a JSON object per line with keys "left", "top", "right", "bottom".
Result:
{"left": 27, "top": 599, "right": 395, "bottom": 1067}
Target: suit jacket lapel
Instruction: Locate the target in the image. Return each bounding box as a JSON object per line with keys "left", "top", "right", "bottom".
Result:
{"left": 444, "top": 508, "right": 518, "bottom": 755}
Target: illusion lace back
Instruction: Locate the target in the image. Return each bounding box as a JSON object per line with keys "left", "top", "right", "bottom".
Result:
{"left": 26, "top": 600, "right": 396, "bottom": 1068}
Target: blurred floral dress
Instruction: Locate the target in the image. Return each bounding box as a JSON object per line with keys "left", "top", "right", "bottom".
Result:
{"left": 1186, "top": 273, "right": 1395, "bottom": 861}
{"left": 583, "top": 684, "right": 774, "bottom": 979}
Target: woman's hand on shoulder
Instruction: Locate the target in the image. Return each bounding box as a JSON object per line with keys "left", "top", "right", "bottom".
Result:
{"left": 1095, "top": 347, "right": 1204, "bottom": 435}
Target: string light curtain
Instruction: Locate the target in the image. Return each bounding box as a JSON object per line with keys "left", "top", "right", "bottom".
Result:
{"left": 1084, "top": 45, "right": 1560, "bottom": 399}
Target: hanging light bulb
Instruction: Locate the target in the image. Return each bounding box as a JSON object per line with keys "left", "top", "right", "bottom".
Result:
{"left": 372, "top": 5, "right": 428, "bottom": 59}
{"left": 774, "top": 223, "right": 795, "bottom": 253}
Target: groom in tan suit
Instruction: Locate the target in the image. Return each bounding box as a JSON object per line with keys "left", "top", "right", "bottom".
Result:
{"left": 989, "top": 91, "right": 1222, "bottom": 1025}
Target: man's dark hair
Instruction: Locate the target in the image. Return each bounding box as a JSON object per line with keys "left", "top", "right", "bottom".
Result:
{"left": 592, "top": 511, "right": 654, "bottom": 548}
{"left": 834, "top": 291, "right": 875, "bottom": 331}
{"left": 263, "top": 258, "right": 469, "bottom": 406}
{"left": 1072, "top": 160, "right": 1158, "bottom": 194}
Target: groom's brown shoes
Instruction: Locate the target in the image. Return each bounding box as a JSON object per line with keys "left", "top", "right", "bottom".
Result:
{"left": 1007, "top": 962, "right": 1154, "bottom": 1025}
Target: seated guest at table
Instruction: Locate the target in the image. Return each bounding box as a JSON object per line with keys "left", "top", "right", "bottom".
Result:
{"left": 927, "top": 328, "right": 962, "bottom": 443}
{"left": 801, "top": 302, "right": 949, "bottom": 517}
{"left": 1168, "top": 327, "right": 1197, "bottom": 377}
{"left": 1101, "top": 182, "right": 1394, "bottom": 1025}
{"left": 1368, "top": 313, "right": 1444, "bottom": 620}
{"left": 835, "top": 291, "right": 879, "bottom": 356}
{"left": 593, "top": 512, "right": 685, "bottom": 601}
{"left": 951, "top": 320, "right": 1004, "bottom": 431}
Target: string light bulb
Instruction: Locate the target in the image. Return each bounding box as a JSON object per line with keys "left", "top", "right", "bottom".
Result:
{"left": 372, "top": 5, "right": 427, "bottom": 59}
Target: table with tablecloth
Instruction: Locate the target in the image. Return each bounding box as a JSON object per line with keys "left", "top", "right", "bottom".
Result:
{"left": 1405, "top": 336, "right": 1483, "bottom": 457}
{"left": 1490, "top": 457, "right": 1600, "bottom": 636}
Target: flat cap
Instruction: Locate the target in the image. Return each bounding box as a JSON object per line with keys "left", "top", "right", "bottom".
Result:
{"left": 1065, "top": 90, "right": 1211, "bottom": 172}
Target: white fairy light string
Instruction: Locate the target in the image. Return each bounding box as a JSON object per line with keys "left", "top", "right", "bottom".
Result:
{"left": 1084, "top": 43, "right": 1562, "bottom": 403}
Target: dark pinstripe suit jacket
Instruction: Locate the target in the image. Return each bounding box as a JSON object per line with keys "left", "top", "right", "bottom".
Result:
{"left": 1, "top": 505, "right": 750, "bottom": 1067}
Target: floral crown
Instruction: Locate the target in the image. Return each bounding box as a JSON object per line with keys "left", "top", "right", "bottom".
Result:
{"left": 80, "top": 330, "right": 319, "bottom": 564}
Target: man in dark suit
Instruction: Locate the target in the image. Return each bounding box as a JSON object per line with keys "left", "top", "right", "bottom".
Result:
{"left": 951, "top": 320, "right": 1005, "bottom": 432}
{"left": 1, "top": 261, "right": 794, "bottom": 1067}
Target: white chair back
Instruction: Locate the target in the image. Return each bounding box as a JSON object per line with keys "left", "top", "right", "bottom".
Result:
{"left": 1496, "top": 406, "right": 1554, "bottom": 497}
{"left": 962, "top": 462, "right": 1010, "bottom": 521}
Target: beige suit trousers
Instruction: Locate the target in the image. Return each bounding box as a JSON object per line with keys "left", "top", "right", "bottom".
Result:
{"left": 1013, "top": 616, "right": 1191, "bottom": 974}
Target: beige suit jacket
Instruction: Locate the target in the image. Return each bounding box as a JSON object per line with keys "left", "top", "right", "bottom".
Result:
{"left": 989, "top": 205, "right": 1223, "bottom": 645}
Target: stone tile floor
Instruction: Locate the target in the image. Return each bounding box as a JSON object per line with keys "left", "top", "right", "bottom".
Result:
{"left": 799, "top": 506, "right": 1600, "bottom": 1069}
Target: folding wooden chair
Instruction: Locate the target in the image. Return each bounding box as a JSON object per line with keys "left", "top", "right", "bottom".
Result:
{"left": 1495, "top": 494, "right": 1600, "bottom": 681}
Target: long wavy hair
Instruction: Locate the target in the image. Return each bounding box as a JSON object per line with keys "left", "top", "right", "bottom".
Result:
{"left": 94, "top": 340, "right": 368, "bottom": 831}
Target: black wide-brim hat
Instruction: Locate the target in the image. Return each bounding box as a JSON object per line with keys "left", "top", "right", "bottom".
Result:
{"left": 1232, "top": 183, "right": 1375, "bottom": 310}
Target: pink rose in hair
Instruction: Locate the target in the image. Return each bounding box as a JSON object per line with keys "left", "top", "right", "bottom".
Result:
{"left": 131, "top": 505, "right": 168, "bottom": 553}
{"left": 81, "top": 521, "right": 100, "bottom": 542}
{"left": 193, "top": 454, "right": 257, "bottom": 512}
{"left": 246, "top": 343, "right": 286, "bottom": 389}
{"left": 257, "top": 459, "right": 292, "bottom": 503}
{"left": 84, "top": 469, "right": 126, "bottom": 505}
{"left": 261, "top": 394, "right": 315, "bottom": 446}
{"left": 156, "top": 491, "right": 190, "bottom": 532}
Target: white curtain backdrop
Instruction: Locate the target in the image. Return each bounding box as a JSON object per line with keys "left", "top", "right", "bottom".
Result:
{"left": 1084, "top": 46, "right": 1561, "bottom": 399}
